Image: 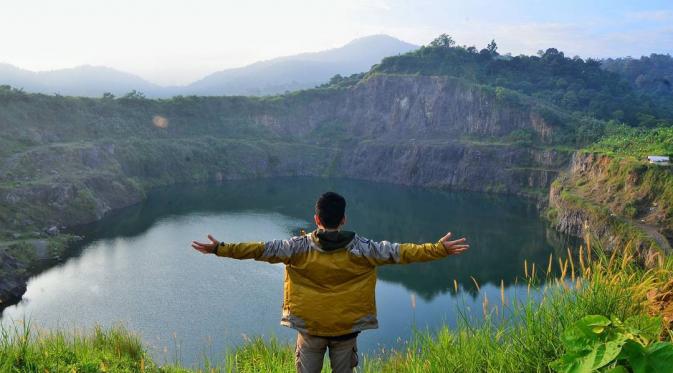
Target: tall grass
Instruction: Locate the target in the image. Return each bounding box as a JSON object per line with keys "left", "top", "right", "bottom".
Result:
{"left": 362, "top": 241, "right": 673, "bottom": 372}
{"left": 0, "top": 321, "right": 150, "bottom": 372}
{"left": 2, "top": 240, "right": 671, "bottom": 372}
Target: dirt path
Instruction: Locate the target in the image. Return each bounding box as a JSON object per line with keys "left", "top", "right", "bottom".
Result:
{"left": 630, "top": 219, "right": 672, "bottom": 253}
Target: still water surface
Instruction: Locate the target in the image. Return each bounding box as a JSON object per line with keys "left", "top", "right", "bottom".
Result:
{"left": 1, "top": 178, "right": 573, "bottom": 366}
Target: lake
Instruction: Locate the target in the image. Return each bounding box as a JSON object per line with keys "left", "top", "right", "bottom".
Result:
{"left": 0, "top": 178, "right": 574, "bottom": 367}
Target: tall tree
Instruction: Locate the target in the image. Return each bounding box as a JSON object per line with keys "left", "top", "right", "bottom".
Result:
{"left": 429, "top": 34, "right": 456, "bottom": 48}
{"left": 486, "top": 39, "right": 498, "bottom": 55}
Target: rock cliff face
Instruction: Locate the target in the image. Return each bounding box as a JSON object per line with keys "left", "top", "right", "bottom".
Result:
{"left": 0, "top": 250, "right": 27, "bottom": 306}
{"left": 335, "top": 141, "right": 565, "bottom": 194}
{"left": 262, "top": 75, "right": 557, "bottom": 142}
{"left": 0, "top": 140, "right": 338, "bottom": 230}
{"left": 549, "top": 152, "right": 672, "bottom": 259}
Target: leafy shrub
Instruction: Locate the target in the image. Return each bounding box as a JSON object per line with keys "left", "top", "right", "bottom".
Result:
{"left": 551, "top": 314, "right": 673, "bottom": 372}
{"left": 507, "top": 129, "right": 534, "bottom": 145}
{"left": 588, "top": 123, "right": 673, "bottom": 158}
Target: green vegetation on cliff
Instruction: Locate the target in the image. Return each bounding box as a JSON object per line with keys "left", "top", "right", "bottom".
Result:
{"left": 587, "top": 124, "right": 673, "bottom": 158}
{"left": 367, "top": 37, "right": 673, "bottom": 128}
{"left": 549, "top": 124, "right": 673, "bottom": 255}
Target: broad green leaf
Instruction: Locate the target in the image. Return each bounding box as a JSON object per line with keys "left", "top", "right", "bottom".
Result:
{"left": 590, "top": 335, "right": 628, "bottom": 371}
{"left": 620, "top": 339, "right": 646, "bottom": 361}
{"left": 550, "top": 351, "right": 596, "bottom": 373}
{"left": 624, "top": 315, "right": 663, "bottom": 343}
{"left": 601, "top": 334, "right": 628, "bottom": 365}
{"left": 555, "top": 314, "right": 670, "bottom": 373}
{"left": 621, "top": 340, "right": 673, "bottom": 373}
{"left": 578, "top": 315, "right": 612, "bottom": 335}
{"left": 562, "top": 325, "right": 594, "bottom": 353}
{"left": 552, "top": 339, "right": 626, "bottom": 373}
{"left": 641, "top": 342, "right": 673, "bottom": 373}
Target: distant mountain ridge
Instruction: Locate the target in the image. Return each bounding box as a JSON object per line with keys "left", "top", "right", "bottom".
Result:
{"left": 185, "top": 34, "right": 418, "bottom": 96}
{"left": 0, "top": 35, "right": 418, "bottom": 98}
{"left": 0, "top": 63, "right": 165, "bottom": 97}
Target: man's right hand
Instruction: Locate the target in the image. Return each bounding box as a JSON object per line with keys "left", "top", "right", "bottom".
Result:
{"left": 191, "top": 234, "right": 220, "bottom": 254}
{"left": 439, "top": 232, "right": 469, "bottom": 256}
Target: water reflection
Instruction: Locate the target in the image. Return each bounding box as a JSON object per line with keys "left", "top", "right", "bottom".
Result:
{"left": 69, "top": 178, "right": 575, "bottom": 300}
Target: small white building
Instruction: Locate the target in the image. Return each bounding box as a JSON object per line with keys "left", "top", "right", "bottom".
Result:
{"left": 648, "top": 155, "right": 670, "bottom": 165}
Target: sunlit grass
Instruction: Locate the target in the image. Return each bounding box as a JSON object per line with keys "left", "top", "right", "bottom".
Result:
{"left": 0, "top": 320, "right": 149, "bottom": 372}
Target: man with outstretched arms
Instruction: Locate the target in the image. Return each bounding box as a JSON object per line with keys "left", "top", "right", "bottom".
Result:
{"left": 192, "top": 192, "right": 468, "bottom": 373}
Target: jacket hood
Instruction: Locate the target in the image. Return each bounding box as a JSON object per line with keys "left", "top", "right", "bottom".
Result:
{"left": 313, "top": 229, "right": 356, "bottom": 251}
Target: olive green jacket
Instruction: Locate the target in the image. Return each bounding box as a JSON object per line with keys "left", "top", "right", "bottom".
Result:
{"left": 214, "top": 229, "right": 449, "bottom": 336}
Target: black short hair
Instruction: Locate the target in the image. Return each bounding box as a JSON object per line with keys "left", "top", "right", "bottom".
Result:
{"left": 315, "top": 192, "right": 346, "bottom": 229}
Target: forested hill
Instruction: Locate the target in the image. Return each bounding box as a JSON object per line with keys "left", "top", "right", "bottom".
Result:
{"left": 602, "top": 54, "right": 673, "bottom": 97}
{"left": 363, "top": 35, "right": 673, "bottom": 129}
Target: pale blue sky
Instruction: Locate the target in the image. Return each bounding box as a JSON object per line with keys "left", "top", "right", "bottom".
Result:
{"left": 1, "top": 0, "right": 672, "bottom": 85}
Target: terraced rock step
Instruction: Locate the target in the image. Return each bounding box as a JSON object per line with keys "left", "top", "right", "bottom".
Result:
{"left": 549, "top": 151, "right": 673, "bottom": 259}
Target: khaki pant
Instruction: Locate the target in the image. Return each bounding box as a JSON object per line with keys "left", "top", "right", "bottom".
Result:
{"left": 295, "top": 332, "right": 358, "bottom": 373}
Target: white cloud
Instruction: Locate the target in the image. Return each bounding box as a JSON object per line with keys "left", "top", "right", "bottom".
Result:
{"left": 627, "top": 10, "right": 673, "bottom": 22}
{"left": 339, "top": 0, "right": 392, "bottom": 11}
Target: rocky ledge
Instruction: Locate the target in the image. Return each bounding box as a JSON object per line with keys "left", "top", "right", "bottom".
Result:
{"left": 0, "top": 250, "right": 28, "bottom": 308}
{"left": 549, "top": 151, "right": 672, "bottom": 265}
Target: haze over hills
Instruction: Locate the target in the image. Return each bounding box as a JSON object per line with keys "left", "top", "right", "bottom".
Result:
{"left": 0, "top": 63, "right": 165, "bottom": 97}
{"left": 0, "top": 35, "right": 418, "bottom": 98}
{"left": 184, "top": 34, "right": 418, "bottom": 96}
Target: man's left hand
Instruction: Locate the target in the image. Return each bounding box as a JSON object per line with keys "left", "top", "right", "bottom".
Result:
{"left": 439, "top": 232, "right": 469, "bottom": 256}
